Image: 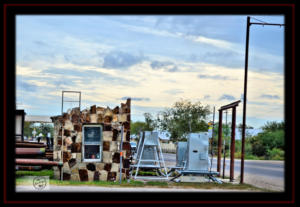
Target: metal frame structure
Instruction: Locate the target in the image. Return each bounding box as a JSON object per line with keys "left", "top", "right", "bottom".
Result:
{"left": 61, "top": 91, "right": 81, "bottom": 114}
{"left": 60, "top": 91, "right": 81, "bottom": 180}
{"left": 217, "top": 100, "right": 240, "bottom": 182}
{"left": 131, "top": 131, "right": 169, "bottom": 180}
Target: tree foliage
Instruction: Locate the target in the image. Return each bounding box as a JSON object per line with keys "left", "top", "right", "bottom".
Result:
{"left": 23, "top": 121, "right": 34, "bottom": 137}
{"left": 248, "top": 121, "right": 284, "bottom": 158}
{"left": 130, "top": 113, "right": 157, "bottom": 135}
{"left": 262, "top": 121, "right": 284, "bottom": 132}
{"left": 156, "top": 99, "right": 210, "bottom": 141}
{"left": 23, "top": 122, "right": 54, "bottom": 138}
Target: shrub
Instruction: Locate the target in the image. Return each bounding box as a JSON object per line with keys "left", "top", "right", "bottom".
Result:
{"left": 267, "top": 148, "right": 284, "bottom": 160}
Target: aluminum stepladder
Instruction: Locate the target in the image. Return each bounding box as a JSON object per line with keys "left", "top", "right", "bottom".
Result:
{"left": 60, "top": 91, "right": 81, "bottom": 180}
{"left": 131, "top": 131, "right": 169, "bottom": 180}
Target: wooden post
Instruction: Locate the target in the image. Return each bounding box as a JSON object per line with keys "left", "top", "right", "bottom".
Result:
{"left": 217, "top": 110, "right": 223, "bottom": 174}
{"left": 230, "top": 107, "right": 236, "bottom": 182}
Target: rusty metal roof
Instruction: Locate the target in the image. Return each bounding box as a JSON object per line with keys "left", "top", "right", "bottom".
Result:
{"left": 25, "top": 115, "right": 53, "bottom": 123}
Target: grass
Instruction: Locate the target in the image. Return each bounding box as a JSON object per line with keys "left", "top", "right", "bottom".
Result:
{"left": 170, "top": 181, "right": 267, "bottom": 191}
{"left": 16, "top": 177, "right": 268, "bottom": 191}
{"left": 16, "top": 170, "right": 54, "bottom": 179}
{"left": 131, "top": 170, "right": 157, "bottom": 176}
{"left": 16, "top": 176, "right": 267, "bottom": 192}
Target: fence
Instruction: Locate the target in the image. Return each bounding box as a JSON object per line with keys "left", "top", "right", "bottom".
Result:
{"left": 160, "top": 142, "right": 176, "bottom": 154}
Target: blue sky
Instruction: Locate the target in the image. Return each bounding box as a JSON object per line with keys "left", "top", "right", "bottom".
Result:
{"left": 16, "top": 15, "right": 284, "bottom": 128}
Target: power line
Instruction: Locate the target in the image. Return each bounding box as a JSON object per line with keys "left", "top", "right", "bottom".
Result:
{"left": 250, "top": 16, "right": 284, "bottom": 27}
{"left": 250, "top": 17, "right": 268, "bottom": 24}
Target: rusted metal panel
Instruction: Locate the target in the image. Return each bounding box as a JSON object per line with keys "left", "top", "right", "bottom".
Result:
{"left": 15, "top": 148, "right": 45, "bottom": 155}
{"left": 16, "top": 142, "right": 46, "bottom": 148}
{"left": 16, "top": 159, "right": 62, "bottom": 166}
{"left": 16, "top": 165, "right": 42, "bottom": 171}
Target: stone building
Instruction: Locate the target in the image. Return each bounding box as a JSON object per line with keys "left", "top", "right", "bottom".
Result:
{"left": 50, "top": 98, "right": 131, "bottom": 181}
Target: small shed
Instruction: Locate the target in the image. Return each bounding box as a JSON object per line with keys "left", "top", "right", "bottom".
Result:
{"left": 50, "top": 98, "right": 131, "bottom": 182}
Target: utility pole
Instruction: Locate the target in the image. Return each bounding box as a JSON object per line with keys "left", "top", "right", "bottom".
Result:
{"left": 240, "top": 16, "right": 284, "bottom": 184}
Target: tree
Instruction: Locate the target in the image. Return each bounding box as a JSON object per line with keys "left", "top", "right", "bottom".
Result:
{"left": 37, "top": 123, "right": 54, "bottom": 137}
{"left": 23, "top": 121, "right": 34, "bottom": 137}
{"left": 23, "top": 122, "right": 54, "bottom": 139}
{"left": 156, "top": 99, "right": 210, "bottom": 142}
{"left": 131, "top": 113, "right": 157, "bottom": 136}
{"left": 237, "top": 123, "right": 254, "bottom": 130}
{"left": 143, "top": 113, "right": 156, "bottom": 131}
{"left": 262, "top": 121, "right": 284, "bottom": 132}
{"left": 131, "top": 121, "right": 147, "bottom": 135}
{"left": 249, "top": 121, "right": 284, "bottom": 158}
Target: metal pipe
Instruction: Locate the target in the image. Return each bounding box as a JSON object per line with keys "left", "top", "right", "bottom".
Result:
{"left": 61, "top": 91, "right": 64, "bottom": 114}
{"left": 119, "top": 125, "right": 124, "bottom": 184}
{"left": 16, "top": 159, "right": 62, "bottom": 166}
{"left": 16, "top": 165, "right": 42, "bottom": 171}
{"left": 250, "top": 22, "right": 285, "bottom": 26}
{"left": 222, "top": 139, "right": 226, "bottom": 179}
{"left": 61, "top": 126, "right": 64, "bottom": 181}
{"left": 217, "top": 110, "right": 223, "bottom": 174}
{"left": 240, "top": 16, "right": 250, "bottom": 184}
{"left": 230, "top": 107, "right": 236, "bottom": 182}
{"left": 16, "top": 148, "right": 45, "bottom": 155}
{"left": 16, "top": 143, "right": 46, "bottom": 148}
{"left": 79, "top": 92, "right": 81, "bottom": 110}
{"left": 209, "top": 106, "right": 215, "bottom": 172}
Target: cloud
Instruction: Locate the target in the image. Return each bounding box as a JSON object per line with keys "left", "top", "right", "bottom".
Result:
{"left": 120, "top": 21, "right": 238, "bottom": 51}
{"left": 44, "top": 67, "right": 105, "bottom": 78}
{"left": 219, "top": 94, "right": 236, "bottom": 101}
{"left": 102, "top": 51, "right": 144, "bottom": 69}
{"left": 198, "top": 74, "right": 236, "bottom": 80}
{"left": 248, "top": 101, "right": 266, "bottom": 106}
{"left": 260, "top": 94, "right": 280, "bottom": 100}
{"left": 17, "top": 79, "right": 37, "bottom": 92}
{"left": 34, "top": 40, "right": 48, "bottom": 46}
{"left": 150, "top": 60, "right": 173, "bottom": 69}
{"left": 121, "top": 97, "right": 150, "bottom": 101}
{"left": 164, "top": 89, "right": 184, "bottom": 95}
{"left": 183, "top": 34, "right": 234, "bottom": 50}
{"left": 168, "top": 66, "right": 179, "bottom": 72}
{"left": 203, "top": 95, "right": 211, "bottom": 99}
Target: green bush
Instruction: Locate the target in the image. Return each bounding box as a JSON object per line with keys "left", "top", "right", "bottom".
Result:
{"left": 267, "top": 148, "right": 284, "bottom": 160}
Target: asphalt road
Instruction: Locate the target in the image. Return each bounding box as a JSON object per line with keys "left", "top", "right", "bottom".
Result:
{"left": 16, "top": 185, "right": 256, "bottom": 192}
{"left": 163, "top": 153, "right": 284, "bottom": 191}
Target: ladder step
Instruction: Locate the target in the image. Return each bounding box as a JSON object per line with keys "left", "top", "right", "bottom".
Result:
{"left": 131, "top": 164, "right": 162, "bottom": 168}
{"left": 135, "top": 160, "right": 164, "bottom": 162}
{"left": 133, "top": 176, "right": 169, "bottom": 180}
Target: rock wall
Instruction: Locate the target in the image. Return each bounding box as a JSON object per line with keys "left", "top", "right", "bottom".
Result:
{"left": 51, "top": 99, "right": 131, "bottom": 181}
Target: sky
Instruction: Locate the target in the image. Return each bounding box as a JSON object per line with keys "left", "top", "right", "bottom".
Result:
{"left": 16, "top": 15, "right": 285, "bottom": 128}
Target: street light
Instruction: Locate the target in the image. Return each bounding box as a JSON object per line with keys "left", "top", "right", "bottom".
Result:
{"left": 240, "top": 16, "right": 284, "bottom": 184}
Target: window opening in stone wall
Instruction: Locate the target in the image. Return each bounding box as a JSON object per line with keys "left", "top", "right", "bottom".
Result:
{"left": 82, "top": 125, "right": 103, "bottom": 162}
